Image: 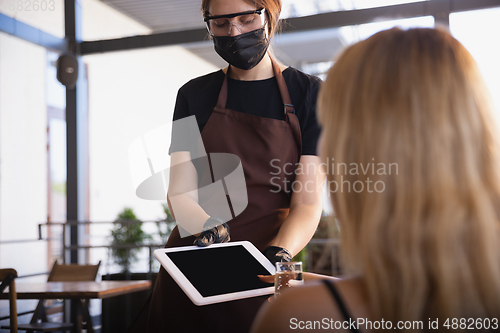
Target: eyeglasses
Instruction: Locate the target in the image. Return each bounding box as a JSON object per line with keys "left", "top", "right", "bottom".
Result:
{"left": 204, "top": 8, "right": 266, "bottom": 36}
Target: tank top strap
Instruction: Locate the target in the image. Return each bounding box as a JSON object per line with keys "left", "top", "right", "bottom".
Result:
{"left": 322, "top": 279, "right": 361, "bottom": 333}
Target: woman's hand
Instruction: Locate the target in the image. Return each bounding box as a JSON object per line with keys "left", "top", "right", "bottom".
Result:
{"left": 262, "top": 246, "right": 292, "bottom": 265}
{"left": 257, "top": 275, "right": 276, "bottom": 302}
{"left": 257, "top": 274, "right": 275, "bottom": 284}
{"left": 193, "top": 217, "right": 230, "bottom": 246}
{"left": 257, "top": 272, "right": 339, "bottom": 286}
{"left": 258, "top": 272, "right": 303, "bottom": 302}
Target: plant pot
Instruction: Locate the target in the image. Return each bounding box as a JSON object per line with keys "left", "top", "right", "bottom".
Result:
{"left": 101, "top": 272, "right": 157, "bottom": 333}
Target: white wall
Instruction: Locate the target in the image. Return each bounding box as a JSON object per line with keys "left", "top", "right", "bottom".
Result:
{"left": 0, "top": 33, "right": 48, "bottom": 274}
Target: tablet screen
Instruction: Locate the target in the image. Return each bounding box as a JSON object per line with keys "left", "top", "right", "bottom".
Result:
{"left": 166, "top": 245, "right": 274, "bottom": 297}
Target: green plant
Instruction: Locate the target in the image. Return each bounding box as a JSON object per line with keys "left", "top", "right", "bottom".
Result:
{"left": 110, "top": 207, "right": 151, "bottom": 273}
{"left": 292, "top": 247, "right": 308, "bottom": 272}
{"left": 157, "top": 203, "right": 176, "bottom": 244}
{"left": 294, "top": 211, "right": 340, "bottom": 273}
{"left": 306, "top": 212, "right": 342, "bottom": 275}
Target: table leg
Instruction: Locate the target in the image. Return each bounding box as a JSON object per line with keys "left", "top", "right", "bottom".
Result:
{"left": 71, "top": 299, "right": 83, "bottom": 333}
{"left": 82, "top": 299, "right": 95, "bottom": 333}
{"left": 78, "top": 300, "right": 84, "bottom": 333}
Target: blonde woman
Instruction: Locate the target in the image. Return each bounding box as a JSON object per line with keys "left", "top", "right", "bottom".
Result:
{"left": 251, "top": 27, "right": 500, "bottom": 332}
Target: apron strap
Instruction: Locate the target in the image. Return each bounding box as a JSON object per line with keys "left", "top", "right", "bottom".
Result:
{"left": 269, "top": 57, "right": 294, "bottom": 115}
{"left": 216, "top": 69, "right": 229, "bottom": 110}
{"left": 269, "top": 57, "right": 302, "bottom": 158}
{"left": 216, "top": 54, "right": 303, "bottom": 158}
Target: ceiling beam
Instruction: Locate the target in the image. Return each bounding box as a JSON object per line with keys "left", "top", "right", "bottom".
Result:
{"left": 80, "top": 28, "right": 208, "bottom": 54}
{"left": 80, "top": 0, "right": 500, "bottom": 55}
{"left": 1, "top": 0, "right": 498, "bottom": 55}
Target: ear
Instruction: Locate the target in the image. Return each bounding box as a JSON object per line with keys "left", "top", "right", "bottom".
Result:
{"left": 264, "top": 10, "right": 272, "bottom": 37}
{"left": 264, "top": 21, "right": 271, "bottom": 39}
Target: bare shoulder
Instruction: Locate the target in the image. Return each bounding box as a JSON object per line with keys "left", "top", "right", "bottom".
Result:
{"left": 250, "top": 280, "right": 341, "bottom": 333}
{"left": 250, "top": 278, "right": 370, "bottom": 333}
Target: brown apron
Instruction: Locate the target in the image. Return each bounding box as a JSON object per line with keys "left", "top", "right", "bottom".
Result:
{"left": 129, "top": 57, "right": 302, "bottom": 333}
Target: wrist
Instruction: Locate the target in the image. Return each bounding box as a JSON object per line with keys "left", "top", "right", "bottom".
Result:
{"left": 193, "top": 217, "right": 230, "bottom": 247}
{"left": 201, "top": 216, "right": 225, "bottom": 232}
{"left": 263, "top": 245, "right": 292, "bottom": 265}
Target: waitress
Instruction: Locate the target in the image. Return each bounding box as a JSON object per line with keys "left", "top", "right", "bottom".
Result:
{"left": 128, "top": 0, "right": 324, "bottom": 332}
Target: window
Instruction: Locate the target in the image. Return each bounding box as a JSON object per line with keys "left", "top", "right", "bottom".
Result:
{"left": 450, "top": 7, "right": 500, "bottom": 124}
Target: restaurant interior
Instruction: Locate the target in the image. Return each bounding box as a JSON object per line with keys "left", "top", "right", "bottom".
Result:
{"left": 1, "top": 0, "right": 499, "bottom": 332}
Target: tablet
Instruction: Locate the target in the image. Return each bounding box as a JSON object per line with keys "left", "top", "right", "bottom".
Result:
{"left": 154, "top": 241, "right": 276, "bottom": 306}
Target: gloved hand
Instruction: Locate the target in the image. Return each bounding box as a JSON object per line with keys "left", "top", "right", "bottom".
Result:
{"left": 193, "top": 216, "right": 230, "bottom": 247}
{"left": 263, "top": 245, "right": 292, "bottom": 266}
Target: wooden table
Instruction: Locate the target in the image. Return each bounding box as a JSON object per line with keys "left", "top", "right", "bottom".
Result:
{"left": 0, "top": 281, "right": 152, "bottom": 332}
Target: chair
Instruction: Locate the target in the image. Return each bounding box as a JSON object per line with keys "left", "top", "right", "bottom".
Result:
{"left": 1, "top": 268, "right": 74, "bottom": 333}
{"left": 0, "top": 268, "right": 18, "bottom": 333}
{"left": 1, "top": 261, "right": 100, "bottom": 333}
{"left": 29, "top": 261, "right": 101, "bottom": 333}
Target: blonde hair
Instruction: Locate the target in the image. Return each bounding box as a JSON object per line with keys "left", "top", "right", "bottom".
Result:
{"left": 318, "top": 27, "right": 500, "bottom": 325}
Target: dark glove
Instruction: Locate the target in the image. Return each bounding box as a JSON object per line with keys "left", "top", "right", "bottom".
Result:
{"left": 263, "top": 246, "right": 292, "bottom": 266}
{"left": 193, "top": 216, "right": 230, "bottom": 247}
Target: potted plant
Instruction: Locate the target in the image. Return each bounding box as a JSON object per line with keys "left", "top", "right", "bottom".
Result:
{"left": 102, "top": 205, "right": 175, "bottom": 333}
{"left": 102, "top": 207, "right": 152, "bottom": 333}
{"left": 110, "top": 207, "right": 151, "bottom": 274}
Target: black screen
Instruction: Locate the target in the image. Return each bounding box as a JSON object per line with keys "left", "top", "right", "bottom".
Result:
{"left": 166, "top": 245, "right": 273, "bottom": 297}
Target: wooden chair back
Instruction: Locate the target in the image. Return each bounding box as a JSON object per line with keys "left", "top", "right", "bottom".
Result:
{"left": 28, "top": 261, "right": 101, "bottom": 326}
{"left": 0, "top": 268, "right": 18, "bottom": 333}
{"left": 47, "top": 261, "right": 101, "bottom": 282}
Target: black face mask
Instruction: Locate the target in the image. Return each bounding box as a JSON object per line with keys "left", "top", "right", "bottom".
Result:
{"left": 212, "top": 28, "right": 270, "bottom": 70}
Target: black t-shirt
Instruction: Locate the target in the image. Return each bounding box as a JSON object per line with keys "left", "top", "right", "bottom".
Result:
{"left": 169, "top": 67, "right": 322, "bottom": 156}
